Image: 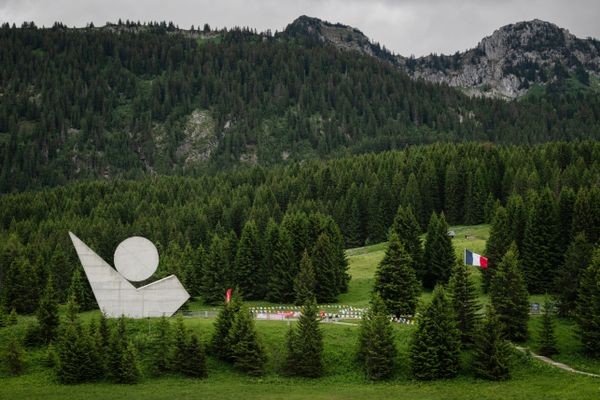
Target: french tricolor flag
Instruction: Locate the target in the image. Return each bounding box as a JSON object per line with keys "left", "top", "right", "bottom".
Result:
{"left": 464, "top": 249, "right": 488, "bottom": 268}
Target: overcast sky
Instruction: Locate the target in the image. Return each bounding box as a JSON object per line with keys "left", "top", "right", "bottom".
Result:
{"left": 1, "top": 0, "right": 599, "bottom": 56}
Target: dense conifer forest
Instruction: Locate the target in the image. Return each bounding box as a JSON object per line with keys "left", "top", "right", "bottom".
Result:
{"left": 1, "top": 22, "right": 600, "bottom": 191}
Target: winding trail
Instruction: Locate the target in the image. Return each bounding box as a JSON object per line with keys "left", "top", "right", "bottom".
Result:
{"left": 514, "top": 346, "right": 600, "bottom": 378}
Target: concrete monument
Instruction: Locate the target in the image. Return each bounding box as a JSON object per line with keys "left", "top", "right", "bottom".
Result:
{"left": 69, "top": 232, "right": 189, "bottom": 318}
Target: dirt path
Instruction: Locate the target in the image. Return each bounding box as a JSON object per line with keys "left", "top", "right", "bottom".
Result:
{"left": 514, "top": 346, "right": 600, "bottom": 378}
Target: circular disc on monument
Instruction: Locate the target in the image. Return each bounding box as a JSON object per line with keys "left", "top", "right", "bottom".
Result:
{"left": 114, "top": 236, "right": 159, "bottom": 282}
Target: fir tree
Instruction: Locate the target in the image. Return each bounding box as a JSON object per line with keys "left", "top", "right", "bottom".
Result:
{"left": 171, "top": 314, "right": 189, "bottom": 374}
{"left": 96, "top": 313, "right": 110, "bottom": 352}
{"left": 506, "top": 194, "right": 527, "bottom": 253}
{"left": 8, "top": 308, "right": 17, "bottom": 325}
{"left": 294, "top": 250, "right": 316, "bottom": 306}
{"left": 390, "top": 205, "right": 424, "bottom": 278}
{"left": 106, "top": 316, "right": 130, "bottom": 383}
{"left": 483, "top": 206, "right": 512, "bottom": 292}
{"left": 265, "top": 223, "right": 295, "bottom": 303}
{"left": 575, "top": 247, "right": 600, "bottom": 357}
{"left": 182, "top": 334, "right": 207, "bottom": 378}
{"left": 473, "top": 306, "right": 511, "bottom": 381}
{"left": 3, "top": 333, "right": 25, "bottom": 375}
{"left": 448, "top": 262, "right": 480, "bottom": 345}
{"left": 201, "top": 234, "right": 230, "bottom": 305}
{"left": 422, "top": 212, "right": 456, "bottom": 289}
{"left": 234, "top": 220, "right": 264, "bottom": 300}
{"left": 210, "top": 292, "right": 242, "bottom": 361}
{"left": 118, "top": 343, "right": 140, "bottom": 384}
{"left": 284, "top": 297, "right": 324, "bottom": 377}
{"left": 490, "top": 243, "right": 530, "bottom": 342}
{"left": 444, "top": 163, "right": 464, "bottom": 225}
{"left": 554, "top": 233, "right": 593, "bottom": 317}
{"left": 521, "top": 188, "right": 561, "bottom": 293}
{"left": 311, "top": 233, "right": 339, "bottom": 303}
{"left": 356, "top": 293, "right": 396, "bottom": 380}
{"left": 36, "top": 276, "right": 59, "bottom": 344}
{"left": 68, "top": 268, "right": 93, "bottom": 311}
{"left": 410, "top": 285, "right": 461, "bottom": 380}
{"left": 228, "top": 306, "right": 267, "bottom": 376}
{"left": 152, "top": 316, "right": 172, "bottom": 376}
{"left": 538, "top": 297, "right": 559, "bottom": 357}
{"left": 373, "top": 232, "right": 420, "bottom": 316}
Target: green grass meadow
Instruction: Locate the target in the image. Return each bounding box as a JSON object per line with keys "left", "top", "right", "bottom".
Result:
{"left": 1, "top": 224, "right": 599, "bottom": 399}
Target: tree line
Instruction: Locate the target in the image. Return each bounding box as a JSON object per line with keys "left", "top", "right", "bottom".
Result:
{"left": 1, "top": 141, "right": 599, "bottom": 313}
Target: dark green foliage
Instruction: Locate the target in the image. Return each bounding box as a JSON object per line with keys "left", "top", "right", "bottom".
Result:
{"left": 119, "top": 343, "right": 140, "bottom": 384}
{"left": 294, "top": 250, "right": 316, "bottom": 306}
{"left": 390, "top": 205, "right": 424, "bottom": 277}
{"left": 228, "top": 307, "right": 267, "bottom": 376}
{"left": 423, "top": 212, "right": 456, "bottom": 289}
{"left": 56, "top": 302, "right": 102, "bottom": 383}
{"left": 8, "top": 308, "right": 17, "bottom": 325}
{"left": 284, "top": 297, "right": 324, "bottom": 378}
{"left": 311, "top": 233, "right": 339, "bottom": 303}
{"left": 444, "top": 163, "right": 464, "bottom": 225}
{"left": 483, "top": 206, "right": 512, "bottom": 292}
{"left": 36, "top": 277, "right": 59, "bottom": 344}
{"left": 201, "top": 235, "right": 231, "bottom": 305}
{"left": 357, "top": 294, "right": 396, "bottom": 380}
{"left": 538, "top": 297, "right": 559, "bottom": 357}
{"left": 521, "top": 188, "right": 561, "bottom": 293}
{"left": 234, "top": 220, "right": 264, "bottom": 300}
{"left": 182, "top": 334, "right": 208, "bottom": 378}
{"left": 448, "top": 262, "right": 480, "bottom": 345}
{"left": 575, "top": 247, "right": 600, "bottom": 357}
{"left": 172, "top": 314, "right": 205, "bottom": 377}
{"left": 464, "top": 168, "right": 487, "bottom": 225}
{"left": 373, "top": 232, "right": 420, "bottom": 316}
{"left": 572, "top": 187, "right": 600, "bottom": 244}
{"left": 68, "top": 269, "right": 94, "bottom": 311}
{"left": 555, "top": 233, "right": 593, "bottom": 316}
{"left": 506, "top": 194, "right": 527, "bottom": 253}
{"left": 490, "top": 243, "right": 530, "bottom": 342}
{"left": 557, "top": 187, "right": 576, "bottom": 250}
{"left": 473, "top": 306, "right": 511, "bottom": 381}
{"left": 410, "top": 285, "right": 461, "bottom": 380}
{"left": 265, "top": 222, "right": 296, "bottom": 303}
{"left": 3, "top": 333, "right": 25, "bottom": 375}
{"left": 210, "top": 292, "right": 242, "bottom": 361}
{"left": 151, "top": 316, "right": 172, "bottom": 376}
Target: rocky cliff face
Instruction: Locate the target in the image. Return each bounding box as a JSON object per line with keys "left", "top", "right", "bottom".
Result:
{"left": 284, "top": 17, "right": 600, "bottom": 99}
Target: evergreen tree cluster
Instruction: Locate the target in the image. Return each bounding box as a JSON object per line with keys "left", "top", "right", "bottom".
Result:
{"left": 1, "top": 142, "right": 599, "bottom": 314}
{"left": 2, "top": 24, "right": 600, "bottom": 192}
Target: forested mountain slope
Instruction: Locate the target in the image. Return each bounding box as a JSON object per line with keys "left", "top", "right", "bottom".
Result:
{"left": 1, "top": 21, "right": 600, "bottom": 192}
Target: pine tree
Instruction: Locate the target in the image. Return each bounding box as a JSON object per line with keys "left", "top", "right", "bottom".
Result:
{"left": 8, "top": 308, "right": 17, "bottom": 325}
{"left": 575, "top": 247, "right": 600, "bottom": 357}
{"left": 423, "top": 212, "right": 456, "bottom": 289}
{"left": 448, "top": 262, "right": 480, "bottom": 345}
{"left": 444, "top": 163, "right": 464, "bottom": 225}
{"left": 265, "top": 223, "right": 295, "bottom": 303}
{"left": 201, "top": 234, "right": 229, "bottom": 305}
{"left": 311, "top": 233, "right": 339, "bottom": 303}
{"left": 506, "top": 194, "right": 527, "bottom": 253}
{"left": 228, "top": 306, "right": 267, "bottom": 376}
{"left": 373, "top": 232, "right": 420, "bottom": 316}
{"left": 210, "top": 292, "right": 242, "bottom": 361}
{"left": 106, "top": 316, "right": 130, "bottom": 383}
{"left": 356, "top": 294, "right": 396, "bottom": 380}
{"left": 538, "top": 297, "right": 559, "bottom": 357}
{"left": 68, "top": 268, "right": 93, "bottom": 311}
{"left": 294, "top": 250, "right": 316, "bottom": 306}
{"left": 3, "top": 333, "right": 25, "bottom": 375}
{"left": 521, "top": 188, "right": 561, "bottom": 293}
{"left": 152, "top": 316, "right": 172, "bottom": 375}
{"left": 473, "top": 306, "right": 511, "bottom": 381}
{"left": 36, "top": 276, "right": 59, "bottom": 344}
{"left": 483, "top": 206, "right": 512, "bottom": 292}
{"left": 284, "top": 297, "right": 324, "bottom": 377}
{"left": 391, "top": 205, "right": 424, "bottom": 278}
{"left": 182, "top": 333, "right": 207, "bottom": 378}
{"left": 172, "top": 314, "right": 189, "bottom": 374}
{"left": 234, "top": 220, "right": 264, "bottom": 300}
{"left": 119, "top": 343, "right": 140, "bottom": 384}
{"left": 554, "top": 233, "right": 593, "bottom": 317}
{"left": 464, "top": 168, "right": 486, "bottom": 225}
{"left": 410, "top": 285, "right": 461, "bottom": 380}
{"left": 490, "top": 243, "right": 530, "bottom": 342}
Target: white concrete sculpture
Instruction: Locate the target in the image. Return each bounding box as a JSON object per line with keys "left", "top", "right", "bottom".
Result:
{"left": 69, "top": 232, "right": 189, "bottom": 318}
